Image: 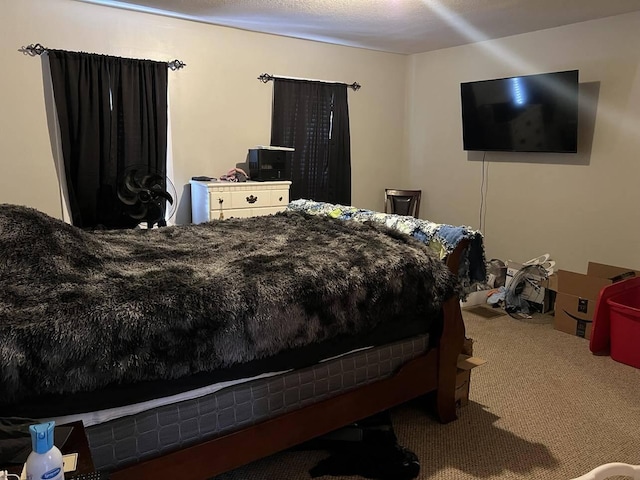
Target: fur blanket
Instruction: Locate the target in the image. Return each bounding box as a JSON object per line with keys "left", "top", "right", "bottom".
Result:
{"left": 0, "top": 204, "right": 457, "bottom": 404}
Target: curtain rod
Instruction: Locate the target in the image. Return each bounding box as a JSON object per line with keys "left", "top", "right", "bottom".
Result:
{"left": 22, "top": 43, "right": 186, "bottom": 71}
{"left": 258, "top": 73, "right": 361, "bottom": 91}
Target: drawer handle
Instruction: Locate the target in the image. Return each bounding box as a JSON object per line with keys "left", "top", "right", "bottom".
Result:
{"left": 246, "top": 195, "right": 258, "bottom": 204}
{"left": 279, "top": 196, "right": 283, "bottom": 202}
{"left": 218, "top": 198, "right": 224, "bottom": 220}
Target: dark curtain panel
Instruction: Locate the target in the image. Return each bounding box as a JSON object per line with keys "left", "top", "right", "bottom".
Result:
{"left": 115, "top": 59, "right": 168, "bottom": 177}
{"left": 270, "top": 79, "right": 351, "bottom": 204}
{"left": 327, "top": 85, "right": 351, "bottom": 205}
{"left": 47, "top": 50, "right": 112, "bottom": 228}
{"left": 48, "top": 50, "right": 168, "bottom": 229}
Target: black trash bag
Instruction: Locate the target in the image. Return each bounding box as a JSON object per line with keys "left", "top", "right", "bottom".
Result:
{"left": 307, "top": 412, "right": 420, "bottom": 480}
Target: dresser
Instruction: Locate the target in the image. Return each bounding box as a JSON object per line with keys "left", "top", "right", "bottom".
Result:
{"left": 190, "top": 180, "right": 292, "bottom": 223}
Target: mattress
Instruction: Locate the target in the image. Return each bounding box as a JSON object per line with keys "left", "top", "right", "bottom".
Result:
{"left": 47, "top": 346, "right": 373, "bottom": 428}
{"left": 86, "top": 334, "right": 431, "bottom": 472}
{"left": 11, "top": 312, "right": 433, "bottom": 420}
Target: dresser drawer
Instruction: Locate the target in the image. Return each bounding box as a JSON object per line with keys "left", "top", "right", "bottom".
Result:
{"left": 230, "top": 190, "right": 270, "bottom": 209}
{"left": 222, "top": 206, "right": 285, "bottom": 219}
{"left": 270, "top": 189, "right": 289, "bottom": 207}
{"left": 219, "top": 208, "right": 254, "bottom": 219}
{"left": 209, "top": 187, "right": 276, "bottom": 209}
{"left": 254, "top": 206, "right": 287, "bottom": 216}
{"left": 191, "top": 180, "right": 291, "bottom": 223}
{"left": 208, "top": 191, "right": 232, "bottom": 212}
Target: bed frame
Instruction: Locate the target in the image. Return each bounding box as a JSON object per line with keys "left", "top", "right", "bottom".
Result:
{"left": 109, "top": 239, "right": 470, "bottom": 480}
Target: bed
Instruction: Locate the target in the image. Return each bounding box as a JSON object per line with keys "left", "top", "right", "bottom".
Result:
{"left": 0, "top": 202, "right": 482, "bottom": 480}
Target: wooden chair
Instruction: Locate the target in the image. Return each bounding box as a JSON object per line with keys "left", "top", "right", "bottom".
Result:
{"left": 384, "top": 189, "right": 422, "bottom": 218}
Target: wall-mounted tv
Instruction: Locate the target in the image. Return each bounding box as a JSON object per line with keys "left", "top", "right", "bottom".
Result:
{"left": 461, "top": 70, "right": 579, "bottom": 153}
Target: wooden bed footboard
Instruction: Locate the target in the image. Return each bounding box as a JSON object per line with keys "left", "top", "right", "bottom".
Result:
{"left": 110, "top": 240, "right": 470, "bottom": 480}
{"left": 437, "top": 238, "right": 470, "bottom": 422}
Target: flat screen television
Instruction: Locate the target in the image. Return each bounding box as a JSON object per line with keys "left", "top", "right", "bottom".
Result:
{"left": 460, "top": 70, "right": 579, "bottom": 153}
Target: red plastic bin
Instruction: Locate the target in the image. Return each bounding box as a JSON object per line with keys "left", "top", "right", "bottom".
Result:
{"left": 591, "top": 277, "right": 640, "bottom": 368}
{"left": 608, "top": 287, "right": 640, "bottom": 368}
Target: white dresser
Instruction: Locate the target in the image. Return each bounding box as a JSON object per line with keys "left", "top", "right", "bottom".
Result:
{"left": 190, "top": 180, "right": 292, "bottom": 223}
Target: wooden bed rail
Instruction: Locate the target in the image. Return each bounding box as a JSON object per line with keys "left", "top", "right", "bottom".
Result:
{"left": 111, "top": 349, "right": 441, "bottom": 480}
{"left": 110, "top": 239, "right": 471, "bottom": 480}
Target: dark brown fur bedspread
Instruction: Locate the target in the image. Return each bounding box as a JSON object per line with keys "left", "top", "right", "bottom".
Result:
{"left": 0, "top": 204, "right": 457, "bottom": 404}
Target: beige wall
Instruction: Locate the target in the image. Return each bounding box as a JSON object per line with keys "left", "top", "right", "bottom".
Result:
{"left": 406, "top": 12, "right": 640, "bottom": 272}
{"left": 3, "top": 1, "right": 639, "bottom": 273}
{"left": 0, "top": 0, "right": 407, "bottom": 223}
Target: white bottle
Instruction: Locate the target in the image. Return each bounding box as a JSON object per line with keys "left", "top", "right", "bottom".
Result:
{"left": 25, "top": 421, "right": 65, "bottom": 480}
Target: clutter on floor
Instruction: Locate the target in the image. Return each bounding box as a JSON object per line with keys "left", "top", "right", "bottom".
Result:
{"left": 303, "top": 411, "right": 420, "bottom": 480}
{"left": 505, "top": 261, "right": 554, "bottom": 315}
{"left": 462, "top": 254, "right": 558, "bottom": 318}
{"left": 299, "top": 340, "right": 485, "bottom": 479}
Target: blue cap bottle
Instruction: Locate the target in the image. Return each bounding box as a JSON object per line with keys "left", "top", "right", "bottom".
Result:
{"left": 25, "top": 421, "right": 64, "bottom": 480}
{"left": 30, "top": 422, "right": 55, "bottom": 453}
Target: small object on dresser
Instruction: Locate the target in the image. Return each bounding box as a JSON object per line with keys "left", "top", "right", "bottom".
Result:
{"left": 219, "top": 168, "right": 248, "bottom": 182}
{"left": 191, "top": 176, "right": 215, "bottom": 181}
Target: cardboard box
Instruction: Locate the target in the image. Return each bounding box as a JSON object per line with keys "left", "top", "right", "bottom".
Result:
{"left": 543, "top": 273, "right": 558, "bottom": 292}
{"left": 462, "top": 337, "right": 474, "bottom": 356}
{"left": 554, "top": 262, "right": 640, "bottom": 339}
{"left": 505, "top": 261, "right": 554, "bottom": 313}
{"left": 455, "top": 338, "right": 486, "bottom": 407}
{"left": 554, "top": 292, "right": 596, "bottom": 339}
{"left": 455, "top": 369, "right": 472, "bottom": 406}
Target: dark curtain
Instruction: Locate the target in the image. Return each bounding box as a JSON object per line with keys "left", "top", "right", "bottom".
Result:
{"left": 270, "top": 79, "right": 351, "bottom": 204}
{"left": 327, "top": 85, "right": 351, "bottom": 205}
{"left": 48, "top": 50, "right": 168, "bottom": 229}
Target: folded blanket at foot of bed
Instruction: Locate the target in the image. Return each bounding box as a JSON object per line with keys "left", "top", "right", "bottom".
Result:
{"left": 286, "top": 199, "right": 486, "bottom": 294}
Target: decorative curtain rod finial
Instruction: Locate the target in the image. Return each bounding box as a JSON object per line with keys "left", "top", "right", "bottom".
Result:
{"left": 167, "top": 59, "right": 186, "bottom": 71}
{"left": 23, "top": 43, "right": 47, "bottom": 56}
{"left": 258, "top": 73, "right": 274, "bottom": 83}
{"left": 349, "top": 82, "right": 361, "bottom": 91}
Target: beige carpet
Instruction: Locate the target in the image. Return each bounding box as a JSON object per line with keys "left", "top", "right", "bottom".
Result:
{"left": 215, "top": 308, "right": 640, "bottom": 479}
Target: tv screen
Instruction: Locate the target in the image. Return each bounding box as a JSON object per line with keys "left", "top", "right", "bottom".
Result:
{"left": 461, "top": 70, "right": 579, "bottom": 153}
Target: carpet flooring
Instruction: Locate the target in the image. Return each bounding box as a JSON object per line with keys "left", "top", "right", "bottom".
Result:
{"left": 214, "top": 308, "right": 640, "bottom": 480}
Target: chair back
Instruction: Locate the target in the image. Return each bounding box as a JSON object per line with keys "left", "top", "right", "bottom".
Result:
{"left": 384, "top": 189, "right": 421, "bottom": 218}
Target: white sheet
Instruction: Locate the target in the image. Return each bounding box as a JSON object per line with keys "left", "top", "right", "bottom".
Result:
{"left": 45, "top": 370, "right": 290, "bottom": 428}
{"left": 43, "top": 345, "right": 373, "bottom": 427}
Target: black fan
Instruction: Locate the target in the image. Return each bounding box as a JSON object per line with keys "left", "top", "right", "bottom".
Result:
{"left": 117, "top": 168, "right": 177, "bottom": 229}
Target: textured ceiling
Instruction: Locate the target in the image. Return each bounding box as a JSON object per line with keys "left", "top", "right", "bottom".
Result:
{"left": 80, "top": 0, "right": 640, "bottom": 54}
